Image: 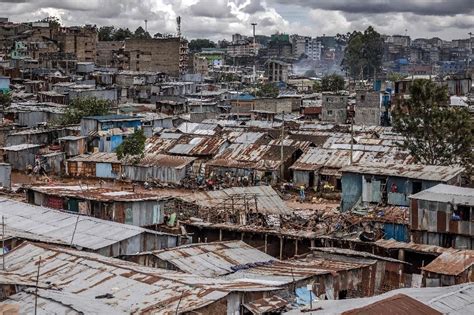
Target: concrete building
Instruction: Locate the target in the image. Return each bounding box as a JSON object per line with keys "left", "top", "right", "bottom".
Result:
{"left": 354, "top": 90, "right": 381, "bottom": 126}
{"left": 410, "top": 184, "right": 474, "bottom": 250}
{"left": 56, "top": 25, "right": 98, "bottom": 62}
{"left": 266, "top": 59, "right": 291, "bottom": 83}
{"left": 0, "top": 163, "right": 11, "bottom": 189}
{"left": 124, "top": 37, "right": 188, "bottom": 76}
{"left": 321, "top": 92, "right": 349, "bottom": 123}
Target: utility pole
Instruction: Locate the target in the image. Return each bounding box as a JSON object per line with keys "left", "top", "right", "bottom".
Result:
{"left": 34, "top": 256, "right": 41, "bottom": 315}
{"left": 70, "top": 215, "right": 80, "bottom": 247}
{"left": 280, "top": 111, "right": 285, "bottom": 180}
{"left": 350, "top": 117, "right": 354, "bottom": 165}
{"left": 144, "top": 20, "right": 148, "bottom": 34}
{"left": 1, "top": 216, "right": 5, "bottom": 270}
{"left": 251, "top": 23, "right": 257, "bottom": 84}
{"left": 468, "top": 32, "right": 473, "bottom": 70}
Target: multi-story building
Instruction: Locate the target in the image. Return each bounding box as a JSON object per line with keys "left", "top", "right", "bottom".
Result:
{"left": 305, "top": 37, "right": 322, "bottom": 61}
{"left": 123, "top": 37, "right": 188, "bottom": 77}
{"left": 56, "top": 25, "right": 98, "bottom": 62}
{"left": 321, "top": 92, "right": 348, "bottom": 123}
{"left": 354, "top": 90, "right": 381, "bottom": 126}
{"left": 266, "top": 59, "right": 291, "bottom": 83}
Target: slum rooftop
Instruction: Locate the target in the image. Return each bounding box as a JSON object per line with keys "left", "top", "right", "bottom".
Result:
{"left": 410, "top": 184, "right": 474, "bottom": 205}
{"left": 0, "top": 242, "right": 278, "bottom": 314}
{"left": 0, "top": 198, "right": 170, "bottom": 251}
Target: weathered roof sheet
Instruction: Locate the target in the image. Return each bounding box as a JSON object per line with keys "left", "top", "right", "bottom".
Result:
{"left": 168, "top": 136, "right": 227, "bottom": 156}
{"left": 285, "top": 283, "right": 474, "bottom": 315}
{"left": 341, "top": 293, "right": 441, "bottom": 315}
{"left": 1, "top": 143, "right": 42, "bottom": 151}
{"left": 28, "top": 185, "right": 172, "bottom": 202}
{"left": 1, "top": 243, "right": 278, "bottom": 314}
{"left": 375, "top": 239, "right": 448, "bottom": 254}
{"left": 422, "top": 250, "right": 474, "bottom": 276}
{"left": 177, "top": 122, "right": 219, "bottom": 135}
{"left": 188, "top": 185, "right": 292, "bottom": 215}
{"left": 244, "top": 295, "right": 288, "bottom": 314}
{"left": 208, "top": 143, "right": 299, "bottom": 171}
{"left": 0, "top": 198, "right": 164, "bottom": 250}
{"left": 67, "top": 152, "right": 120, "bottom": 163}
{"left": 130, "top": 153, "right": 196, "bottom": 168}
{"left": 410, "top": 184, "right": 474, "bottom": 206}
{"left": 341, "top": 164, "right": 464, "bottom": 182}
{"left": 141, "top": 241, "right": 276, "bottom": 277}
{"left": 83, "top": 114, "right": 142, "bottom": 122}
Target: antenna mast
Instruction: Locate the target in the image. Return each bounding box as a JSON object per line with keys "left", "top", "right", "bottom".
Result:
{"left": 176, "top": 16, "right": 182, "bottom": 38}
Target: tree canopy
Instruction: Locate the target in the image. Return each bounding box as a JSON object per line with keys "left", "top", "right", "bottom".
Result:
{"left": 188, "top": 39, "right": 217, "bottom": 53}
{"left": 37, "top": 16, "right": 61, "bottom": 28}
{"left": 59, "top": 97, "right": 111, "bottom": 125}
{"left": 321, "top": 74, "right": 345, "bottom": 92}
{"left": 0, "top": 92, "right": 12, "bottom": 109}
{"left": 342, "top": 26, "right": 383, "bottom": 80}
{"left": 116, "top": 129, "right": 146, "bottom": 161}
{"left": 256, "top": 83, "right": 279, "bottom": 98}
{"left": 98, "top": 26, "right": 151, "bottom": 41}
{"left": 393, "top": 79, "right": 473, "bottom": 172}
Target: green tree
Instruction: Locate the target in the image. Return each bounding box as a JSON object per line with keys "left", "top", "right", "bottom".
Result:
{"left": 188, "top": 39, "right": 217, "bottom": 52}
{"left": 313, "top": 81, "right": 322, "bottom": 93}
{"left": 388, "top": 72, "right": 405, "bottom": 82}
{"left": 60, "top": 97, "right": 111, "bottom": 125}
{"left": 393, "top": 79, "right": 473, "bottom": 171}
{"left": 38, "top": 16, "right": 61, "bottom": 28}
{"left": 0, "top": 92, "right": 12, "bottom": 109}
{"left": 256, "top": 83, "right": 279, "bottom": 97}
{"left": 133, "top": 26, "right": 151, "bottom": 39}
{"left": 98, "top": 26, "right": 115, "bottom": 41}
{"left": 116, "top": 129, "right": 146, "bottom": 161}
{"left": 112, "top": 28, "right": 133, "bottom": 41}
{"left": 342, "top": 26, "right": 383, "bottom": 80}
{"left": 321, "top": 74, "right": 345, "bottom": 92}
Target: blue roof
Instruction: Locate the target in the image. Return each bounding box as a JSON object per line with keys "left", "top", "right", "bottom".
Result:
{"left": 230, "top": 93, "right": 255, "bottom": 101}
{"left": 84, "top": 114, "right": 142, "bottom": 122}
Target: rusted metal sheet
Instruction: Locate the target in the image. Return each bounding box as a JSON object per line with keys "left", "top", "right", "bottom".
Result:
{"left": 422, "top": 250, "right": 474, "bottom": 276}
{"left": 243, "top": 295, "right": 288, "bottom": 314}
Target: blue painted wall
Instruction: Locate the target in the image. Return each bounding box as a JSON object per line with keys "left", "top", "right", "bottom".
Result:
{"left": 341, "top": 173, "right": 362, "bottom": 212}
{"left": 383, "top": 223, "right": 408, "bottom": 242}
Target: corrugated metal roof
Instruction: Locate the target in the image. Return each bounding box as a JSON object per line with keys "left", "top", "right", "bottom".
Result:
{"left": 0, "top": 198, "right": 164, "bottom": 250}
{"left": 341, "top": 164, "right": 464, "bottom": 182}
{"left": 244, "top": 295, "right": 288, "bottom": 314}
{"left": 83, "top": 114, "right": 141, "bottom": 122}
{"left": 410, "top": 184, "right": 474, "bottom": 206}
{"left": 286, "top": 283, "right": 474, "bottom": 315}
{"left": 227, "top": 131, "right": 267, "bottom": 144}
{"left": 342, "top": 293, "right": 441, "bottom": 315}
{"left": 177, "top": 122, "right": 219, "bottom": 135}
{"left": 130, "top": 153, "right": 196, "bottom": 168}
{"left": 168, "top": 136, "right": 227, "bottom": 156}
{"left": 374, "top": 239, "right": 449, "bottom": 254}
{"left": 143, "top": 241, "right": 275, "bottom": 277}
{"left": 67, "top": 152, "right": 120, "bottom": 163}
{"left": 422, "top": 250, "right": 474, "bottom": 276}
{"left": 188, "top": 186, "right": 292, "bottom": 215}
{"left": 28, "top": 185, "right": 172, "bottom": 202}
{"left": 1, "top": 143, "right": 42, "bottom": 151}
{"left": 208, "top": 143, "right": 299, "bottom": 171}
{"left": 1, "top": 242, "right": 278, "bottom": 314}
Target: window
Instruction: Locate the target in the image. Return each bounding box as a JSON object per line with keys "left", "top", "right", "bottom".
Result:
{"left": 360, "top": 95, "right": 365, "bottom": 101}
{"left": 327, "top": 110, "right": 333, "bottom": 116}
{"left": 453, "top": 205, "right": 471, "bottom": 222}
{"left": 106, "top": 136, "right": 111, "bottom": 141}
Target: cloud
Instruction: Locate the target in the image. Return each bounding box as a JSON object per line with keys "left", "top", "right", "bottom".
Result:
{"left": 271, "top": 0, "right": 474, "bottom": 16}
{"left": 0, "top": 0, "right": 472, "bottom": 40}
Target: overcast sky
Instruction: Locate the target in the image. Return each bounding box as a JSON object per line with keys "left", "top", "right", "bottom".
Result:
{"left": 1, "top": 0, "right": 473, "bottom": 41}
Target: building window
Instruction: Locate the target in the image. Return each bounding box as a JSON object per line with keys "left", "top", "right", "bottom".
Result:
{"left": 452, "top": 205, "right": 471, "bottom": 221}
{"left": 327, "top": 110, "right": 333, "bottom": 116}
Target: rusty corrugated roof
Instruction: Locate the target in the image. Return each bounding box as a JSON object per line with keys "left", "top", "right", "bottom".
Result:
{"left": 422, "top": 250, "right": 474, "bottom": 276}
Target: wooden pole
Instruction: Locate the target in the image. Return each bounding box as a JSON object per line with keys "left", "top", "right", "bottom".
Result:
{"left": 2, "top": 216, "right": 5, "bottom": 270}
{"left": 34, "top": 256, "right": 41, "bottom": 315}
{"left": 70, "top": 215, "right": 80, "bottom": 247}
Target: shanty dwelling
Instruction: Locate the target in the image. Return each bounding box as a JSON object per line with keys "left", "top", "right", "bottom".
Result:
{"left": 340, "top": 164, "right": 464, "bottom": 212}
{"left": 421, "top": 249, "right": 474, "bottom": 286}
{"left": 0, "top": 242, "right": 281, "bottom": 314}
{"left": 122, "top": 240, "right": 384, "bottom": 304}
{"left": 0, "top": 198, "right": 179, "bottom": 256}
{"left": 80, "top": 114, "right": 142, "bottom": 137}
{"left": 58, "top": 135, "right": 87, "bottom": 157}
{"left": 40, "top": 152, "right": 65, "bottom": 175}
{"left": 5, "top": 127, "right": 72, "bottom": 147}
{"left": 97, "top": 128, "right": 135, "bottom": 153}
{"left": 25, "top": 185, "right": 172, "bottom": 228}
{"left": 310, "top": 247, "right": 409, "bottom": 294}
{"left": 0, "top": 163, "right": 11, "bottom": 190}
{"left": 409, "top": 184, "right": 474, "bottom": 249}
{"left": 206, "top": 143, "right": 303, "bottom": 184}
{"left": 7, "top": 102, "right": 66, "bottom": 127}
{"left": 122, "top": 154, "right": 196, "bottom": 185}
{"left": 293, "top": 283, "right": 474, "bottom": 315}
{"left": 140, "top": 112, "right": 173, "bottom": 137}
{"left": 1, "top": 144, "right": 42, "bottom": 171}
{"left": 66, "top": 152, "right": 121, "bottom": 179}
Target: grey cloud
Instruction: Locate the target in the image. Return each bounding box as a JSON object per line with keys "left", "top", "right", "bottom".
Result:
{"left": 241, "top": 0, "right": 266, "bottom": 14}
{"left": 272, "top": 0, "right": 473, "bottom": 16}
{"left": 188, "top": 0, "right": 234, "bottom": 18}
